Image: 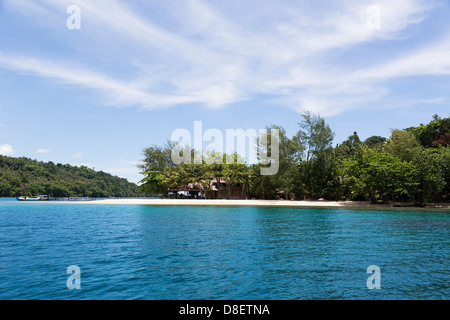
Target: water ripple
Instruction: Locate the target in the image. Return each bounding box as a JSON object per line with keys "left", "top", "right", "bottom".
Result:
{"left": 0, "top": 201, "right": 448, "bottom": 299}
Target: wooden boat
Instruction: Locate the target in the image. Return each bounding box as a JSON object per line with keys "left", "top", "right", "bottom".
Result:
{"left": 17, "top": 195, "right": 50, "bottom": 201}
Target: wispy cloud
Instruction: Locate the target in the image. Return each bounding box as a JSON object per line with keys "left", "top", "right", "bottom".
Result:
{"left": 0, "top": 54, "right": 199, "bottom": 109}
{"left": 72, "top": 153, "right": 83, "bottom": 159}
{"left": 352, "top": 35, "right": 450, "bottom": 80}
{"left": 1, "top": 0, "right": 447, "bottom": 116}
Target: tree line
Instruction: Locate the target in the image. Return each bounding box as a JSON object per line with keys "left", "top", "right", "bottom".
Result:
{"left": 0, "top": 156, "right": 140, "bottom": 197}
{"left": 139, "top": 113, "right": 450, "bottom": 204}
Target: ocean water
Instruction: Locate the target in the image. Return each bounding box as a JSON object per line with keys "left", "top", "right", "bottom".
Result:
{"left": 0, "top": 198, "right": 448, "bottom": 300}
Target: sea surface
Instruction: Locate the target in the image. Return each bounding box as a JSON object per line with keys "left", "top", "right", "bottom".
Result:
{"left": 0, "top": 198, "right": 448, "bottom": 300}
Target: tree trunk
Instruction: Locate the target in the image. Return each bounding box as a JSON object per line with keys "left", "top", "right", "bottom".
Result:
{"left": 216, "top": 176, "right": 222, "bottom": 199}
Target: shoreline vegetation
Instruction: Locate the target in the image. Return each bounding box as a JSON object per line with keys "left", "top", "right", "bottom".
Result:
{"left": 0, "top": 156, "right": 140, "bottom": 198}
{"left": 140, "top": 112, "right": 450, "bottom": 205}
{"left": 1, "top": 112, "right": 449, "bottom": 205}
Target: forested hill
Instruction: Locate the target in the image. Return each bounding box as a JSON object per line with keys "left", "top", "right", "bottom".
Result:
{"left": 0, "top": 155, "right": 140, "bottom": 197}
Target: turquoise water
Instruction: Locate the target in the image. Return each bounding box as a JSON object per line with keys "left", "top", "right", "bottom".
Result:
{"left": 0, "top": 198, "right": 448, "bottom": 300}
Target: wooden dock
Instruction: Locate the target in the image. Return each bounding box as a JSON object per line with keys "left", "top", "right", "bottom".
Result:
{"left": 47, "top": 197, "right": 154, "bottom": 202}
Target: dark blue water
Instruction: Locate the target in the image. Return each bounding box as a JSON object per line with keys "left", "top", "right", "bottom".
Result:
{"left": 0, "top": 198, "right": 448, "bottom": 300}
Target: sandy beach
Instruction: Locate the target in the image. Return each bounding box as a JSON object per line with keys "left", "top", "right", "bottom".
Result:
{"left": 85, "top": 198, "right": 356, "bottom": 207}
{"left": 74, "top": 198, "right": 450, "bottom": 209}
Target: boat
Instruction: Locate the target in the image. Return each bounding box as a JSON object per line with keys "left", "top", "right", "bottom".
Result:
{"left": 17, "top": 195, "right": 50, "bottom": 201}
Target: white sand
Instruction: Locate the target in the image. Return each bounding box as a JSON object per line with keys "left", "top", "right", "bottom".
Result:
{"left": 66, "top": 198, "right": 450, "bottom": 208}
{"left": 75, "top": 198, "right": 374, "bottom": 207}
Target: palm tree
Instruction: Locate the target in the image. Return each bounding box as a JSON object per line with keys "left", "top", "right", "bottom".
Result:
{"left": 249, "top": 164, "right": 269, "bottom": 199}
{"left": 238, "top": 165, "right": 251, "bottom": 199}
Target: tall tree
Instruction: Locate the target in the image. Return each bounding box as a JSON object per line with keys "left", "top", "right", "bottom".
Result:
{"left": 222, "top": 153, "right": 248, "bottom": 199}
{"left": 139, "top": 141, "right": 176, "bottom": 197}
{"left": 259, "top": 125, "right": 304, "bottom": 199}
{"left": 298, "top": 111, "right": 335, "bottom": 162}
{"left": 336, "top": 131, "right": 363, "bottom": 159}
{"left": 296, "top": 112, "right": 335, "bottom": 199}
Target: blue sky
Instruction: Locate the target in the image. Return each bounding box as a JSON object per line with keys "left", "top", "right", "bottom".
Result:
{"left": 0, "top": 0, "right": 449, "bottom": 183}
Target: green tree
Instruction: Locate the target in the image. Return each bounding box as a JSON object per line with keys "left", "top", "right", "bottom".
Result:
{"left": 363, "top": 136, "right": 387, "bottom": 149}
{"left": 298, "top": 111, "right": 335, "bottom": 162}
{"left": 139, "top": 171, "right": 168, "bottom": 197}
{"left": 436, "top": 146, "right": 450, "bottom": 199}
{"left": 248, "top": 164, "right": 275, "bottom": 199}
{"left": 0, "top": 155, "right": 140, "bottom": 198}
{"left": 384, "top": 129, "right": 423, "bottom": 162}
{"left": 336, "top": 132, "right": 363, "bottom": 159}
{"left": 222, "top": 153, "right": 248, "bottom": 199}
{"left": 206, "top": 153, "right": 226, "bottom": 199}
{"left": 139, "top": 141, "right": 177, "bottom": 197}
{"left": 409, "top": 149, "right": 445, "bottom": 203}
{"left": 344, "top": 151, "right": 412, "bottom": 202}
{"left": 258, "top": 125, "right": 304, "bottom": 199}
{"left": 295, "top": 112, "right": 335, "bottom": 199}
{"left": 407, "top": 115, "right": 450, "bottom": 148}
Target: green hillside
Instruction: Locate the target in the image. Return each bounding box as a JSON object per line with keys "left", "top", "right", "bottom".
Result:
{"left": 0, "top": 156, "right": 140, "bottom": 197}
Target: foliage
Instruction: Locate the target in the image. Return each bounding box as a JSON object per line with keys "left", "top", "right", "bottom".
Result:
{"left": 298, "top": 111, "right": 335, "bottom": 162}
{"left": 363, "top": 135, "right": 387, "bottom": 149}
{"left": 139, "top": 114, "right": 450, "bottom": 203}
{"left": 343, "top": 145, "right": 446, "bottom": 203}
{"left": 0, "top": 156, "right": 140, "bottom": 197}
{"left": 406, "top": 114, "right": 450, "bottom": 148}
{"left": 344, "top": 150, "right": 419, "bottom": 202}
{"left": 383, "top": 129, "right": 423, "bottom": 162}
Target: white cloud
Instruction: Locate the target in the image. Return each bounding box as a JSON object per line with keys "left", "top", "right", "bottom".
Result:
{"left": 0, "top": 54, "right": 200, "bottom": 110}
{"left": 36, "top": 148, "right": 51, "bottom": 154}
{"left": 1, "top": 0, "right": 446, "bottom": 116}
{"left": 352, "top": 36, "right": 450, "bottom": 80}
{"left": 72, "top": 153, "right": 83, "bottom": 159}
{"left": 0, "top": 144, "right": 14, "bottom": 156}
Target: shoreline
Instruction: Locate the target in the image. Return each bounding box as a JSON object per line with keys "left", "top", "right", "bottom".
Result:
{"left": 71, "top": 198, "right": 450, "bottom": 209}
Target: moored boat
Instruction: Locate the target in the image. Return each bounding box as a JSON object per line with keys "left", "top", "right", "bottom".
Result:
{"left": 17, "top": 195, "right": 50, "bottom": 201}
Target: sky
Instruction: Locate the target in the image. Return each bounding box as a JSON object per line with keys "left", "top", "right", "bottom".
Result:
{"left": 0, "top": 0, "right": 449, "bottom": 184}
